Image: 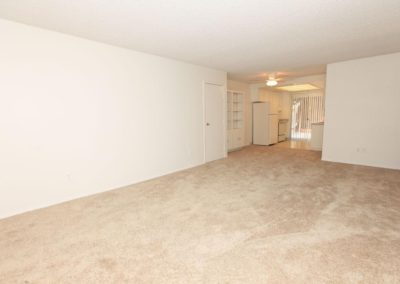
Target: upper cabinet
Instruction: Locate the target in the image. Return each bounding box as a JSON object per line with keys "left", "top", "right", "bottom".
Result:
{"left": 252, "top": 87, "right": 291, "bottom": 119}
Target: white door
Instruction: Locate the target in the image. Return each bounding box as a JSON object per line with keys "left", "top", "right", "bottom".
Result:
{"left": 204, "top": 83, "right": 225, "bottom": 162}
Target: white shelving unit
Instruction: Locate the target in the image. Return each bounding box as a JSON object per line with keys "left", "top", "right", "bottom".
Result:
{"left": 227, "top": 90, "right": 245, "bottom": 151}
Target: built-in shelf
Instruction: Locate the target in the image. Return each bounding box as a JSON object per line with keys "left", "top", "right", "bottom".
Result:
{"left": 227, "top": 90, "right": 245, "bottom": 151}
{"left": 227, "top": 92, "right": 244, "bottom": 130}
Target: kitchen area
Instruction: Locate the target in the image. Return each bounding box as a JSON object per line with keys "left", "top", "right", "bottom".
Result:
{"left": 227, "top": 75, "right": 326, "bottom": 153}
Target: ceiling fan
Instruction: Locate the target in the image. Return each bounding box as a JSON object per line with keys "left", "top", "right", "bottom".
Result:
{"left": 265, "top": 72, "right": 287, "bottom": 87}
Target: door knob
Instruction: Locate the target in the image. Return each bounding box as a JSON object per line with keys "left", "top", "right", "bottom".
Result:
{"left": 206, "top": 123, "right": 210, "bottom": 126}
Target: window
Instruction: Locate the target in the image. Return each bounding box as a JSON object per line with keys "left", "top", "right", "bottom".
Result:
{"left": 291, "top": 94, "right": 324, "bottom": 140}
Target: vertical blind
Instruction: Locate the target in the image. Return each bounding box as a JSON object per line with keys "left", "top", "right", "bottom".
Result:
{"left": 291, "top": 95, "right": 325, "bottom": 140}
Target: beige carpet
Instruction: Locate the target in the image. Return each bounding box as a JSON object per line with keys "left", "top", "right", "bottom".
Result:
{"left": 1, "top": 145, "right": 400, "bottom": 283}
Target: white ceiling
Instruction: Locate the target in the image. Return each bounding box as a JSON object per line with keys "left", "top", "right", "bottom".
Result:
{"left": 1, "top": 0, "right": 400, "bottom": 83}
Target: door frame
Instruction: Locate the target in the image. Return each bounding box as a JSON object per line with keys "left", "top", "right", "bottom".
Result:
{"left": 290, "top": 92, "right": 325, "bottom": 140}
{"left": 203, "top": 81, "right": 227, "bottom": 163}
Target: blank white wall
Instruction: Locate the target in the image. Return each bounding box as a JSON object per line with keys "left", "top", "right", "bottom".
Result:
{"left": 322, "top": 52, "right": 400, "bottom": 169}
{"left": 0, "top": 19, "right": 226, "bottom": 218}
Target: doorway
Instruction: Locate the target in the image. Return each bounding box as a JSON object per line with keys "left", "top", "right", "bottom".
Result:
{"left": 204, "top": 83, "right": 225, "bottom": 162}
{"left": 291, "top": 94, "right": 325, "bottom": 140}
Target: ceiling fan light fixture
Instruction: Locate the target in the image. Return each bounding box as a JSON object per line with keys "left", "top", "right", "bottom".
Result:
{"left": 266, "top": 79, "right": 278, "bottom": 87}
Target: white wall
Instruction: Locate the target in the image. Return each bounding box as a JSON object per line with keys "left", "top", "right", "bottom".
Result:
{"left": 227, "top": 80, "right": 252, "bottom": 145}
{"left": 0, "top": 19, "right": 226, "bottom": 218}
{"left": 322, "top": 52, "right": 400, "bottom": 169}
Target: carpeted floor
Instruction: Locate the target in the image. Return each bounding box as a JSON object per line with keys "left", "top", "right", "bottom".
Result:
{"left": 1, "top": 145, "right": 400, "bottom": 283}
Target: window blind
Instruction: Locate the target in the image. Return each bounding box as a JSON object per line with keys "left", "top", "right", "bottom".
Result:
{"left": 291, "top": 94, "right": 324, "bottom": 140}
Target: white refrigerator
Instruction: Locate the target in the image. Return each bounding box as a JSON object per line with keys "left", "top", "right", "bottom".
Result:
{"left": 253, "top": 102, "right": 279, "bottom": 145}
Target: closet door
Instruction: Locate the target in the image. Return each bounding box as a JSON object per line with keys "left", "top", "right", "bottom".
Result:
{"left": 204, "top": 83, "right": 225, "bottom": 162}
